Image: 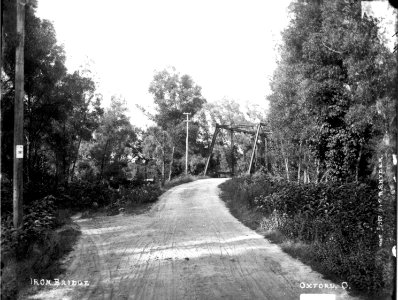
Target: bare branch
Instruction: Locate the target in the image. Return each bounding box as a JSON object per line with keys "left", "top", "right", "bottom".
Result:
{"left": 321, "top": 41, "right": 344, "bottom": 55}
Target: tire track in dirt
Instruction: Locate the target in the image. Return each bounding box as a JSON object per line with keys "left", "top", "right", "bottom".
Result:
{"left": 25, "top": 178, "right": 362, "bottom": 300}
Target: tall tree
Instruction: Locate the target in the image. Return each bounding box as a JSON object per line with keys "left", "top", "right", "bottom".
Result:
{"left": 268, "top": 0, "right": 396, "bottom": 183}
{"left": 89, "top": 96, "right": 137, "bottom": 185}
{"left": 148, "top": 67, "right": 206, "bottom": 179}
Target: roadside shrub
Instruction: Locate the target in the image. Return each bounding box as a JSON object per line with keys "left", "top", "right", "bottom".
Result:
{"left": 1, "top": 195, "right": 57, "bottom": 258}
{"left": 219, "top": 173, "right": 283, "bottom": 208}
{"left": 1, "top": 203, "right": 80, "bottom": 300}
{"left": 221, "top": 174, "right": 395, "bottom": 295}
{"left": 255, "top": 182, "right": 395, "bottom": 292}
{"left": 56, "top": 181, "right": 116, "bottom": 209}
{"left": 120, "top": 185, "right": 162, "bottom": 205}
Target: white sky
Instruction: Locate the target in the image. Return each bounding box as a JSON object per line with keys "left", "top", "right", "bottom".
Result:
{"left": 35, "top": 0, "right": 292, "bottom": 128}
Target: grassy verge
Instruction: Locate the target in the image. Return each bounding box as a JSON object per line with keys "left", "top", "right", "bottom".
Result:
{"left": 219, "top": 184, "right": 263, "bottom": 231}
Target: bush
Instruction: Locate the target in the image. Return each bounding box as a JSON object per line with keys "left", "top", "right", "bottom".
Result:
{"left": 220, "top": 173, "right": 395, "bottom": 295}
{"left": 1, "top": 195, "right": 57, "bottom": 258}
{"left": 119, "top": 185, "right": 162, "bottom": 205}
{"left": 56, "top": 181, "right": 116, "bottom": 209}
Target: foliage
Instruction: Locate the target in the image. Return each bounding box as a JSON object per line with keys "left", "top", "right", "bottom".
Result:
{"left": 1, "top": 196, "right": 57, "bottom": 258}
{"left": 56, "top": 181, "right": 116, "bottom": 209}
{"left": 87, "top": 96, "right": 139, "bottom": 185}
{"left": 268, "top": 0, "right": 396, "bottom": 183}
{"left": 148, "top": 67, "right": 206, "bottom": 129}
{"left": 220, "top": 174, "right": 395, "bottom": 294}
{"left": 119, "top": 185, "right": 162, "bottom": 206}
{"left": 145, "top": 67, "right": 207, "bottom": 182}
{"left": 1, "top": 1, "right": 103, "bottom": 192}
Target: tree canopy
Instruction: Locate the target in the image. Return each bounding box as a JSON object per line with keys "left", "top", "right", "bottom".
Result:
{"left": 267, "top": 0, "right": 396, "bottom": 185}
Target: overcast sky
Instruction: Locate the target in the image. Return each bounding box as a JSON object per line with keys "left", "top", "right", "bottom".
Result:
{"left": 36, "top": 0, "right": 293, "bottom": 127}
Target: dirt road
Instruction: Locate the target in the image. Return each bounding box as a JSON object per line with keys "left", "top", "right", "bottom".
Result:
{"left": 26, "top": 178, "right": 361, "bottom": 300}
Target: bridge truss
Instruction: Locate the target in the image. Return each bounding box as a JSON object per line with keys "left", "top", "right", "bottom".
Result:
{"left": 203, "top": 123, "right": 270, "bottom": 176}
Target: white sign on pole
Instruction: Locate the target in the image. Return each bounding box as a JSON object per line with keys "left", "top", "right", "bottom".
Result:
{"left": 16, "top": 145, "right": 23, "bottom": 158}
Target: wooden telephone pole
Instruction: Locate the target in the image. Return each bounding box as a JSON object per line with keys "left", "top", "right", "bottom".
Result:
{"left": 13, "top": 0, "right": 26, "bottom": 228}
{"left": 0, "top": 0, "right": 4, "bottom": 193}
{"left": 183, "top": 113, "right": 191, "bottom": 175}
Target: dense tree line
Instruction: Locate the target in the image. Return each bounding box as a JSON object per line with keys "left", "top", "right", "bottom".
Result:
{"left": 0, "top": 1, "right": 213, "bottom": 217}
{"left": 2, "top": 1, "right": 100, "bottom": 206}
{"left": 0, "top": 2, "right": 146, "bottom": 215}
{"left": 217, "top": 2, "right": 397, "bottom": 296}
{"left": 267, "top": 0, "right": 396, "bottom": 188}
{"left": 1, "top": 0, "right": 396, "bottom": 210}
{"left": 1, "top": 0, "right": 396, "bottom": 297}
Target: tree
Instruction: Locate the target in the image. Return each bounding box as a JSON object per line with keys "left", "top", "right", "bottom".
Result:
{"left": 48, "top": 72, "right": 103, "bottom": 184}
{"left": 1, "top": 1, "right": 106, "bottom": 205}
{"left": 148, "top": 67, "right": 206, "bottom": 179}
{"left": 89, "top": 96, "right": 138, "bottom": 186}
{"left": 142, "top": 126, "right": 171, "bottom": 185}
{"left": 2, "top": 1, "right": 66, "bottom": 184}
{"left": 268, "top": 0, "right": 396, "bottom": 184}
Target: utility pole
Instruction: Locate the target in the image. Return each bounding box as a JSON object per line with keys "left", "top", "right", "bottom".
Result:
{"left": 0, "top": 0, "right": 4, "bottom": 190}
{"left": 13, "top": 0, "right": 26, "bottom": 228}
{"left": 183, "top": 113, "right": 191, "bottom": 176}
{"left": 230, "top": 130, "right": 234, "bottom": 176}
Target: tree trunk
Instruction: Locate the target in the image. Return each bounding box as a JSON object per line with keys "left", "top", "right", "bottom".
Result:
{"left": 355, "top": 144, "right": 363, "bottom": 183}
{"left": 265, "top": 138, "right": 270, "bottom": 173}
{"left": 100, "top": 139, "right": 110, "bottom": 180}
{"left": 280, "top": 140, "right": 290, "bottom": 181}
{"left": 315, "top": 158, "right": 320, "bottom": 184}
{"left": 61, "top": 122, "right": 69, "bottom": 184}
{"left": 297, "top": 140, "right": 302, "bottom": 183}
{"left": 304, "top": 147, "right": 310, "bottom": 183}
{"left": 161, "top": 152, "right": 165, "bottom": 186}
{"left": 303, "top": 168, "right": 307, "bottom": 184}
{"left": 69, "top": 136, "right": 82, "bottom": 183}
{"left": 285, "top": 157, "right": 290, "bottom": 181}
{"left": 161, "top": 131, "right": 165, "bottom": 186}
{"left": 168, "top": 146, "right": 175, "bottom": 181}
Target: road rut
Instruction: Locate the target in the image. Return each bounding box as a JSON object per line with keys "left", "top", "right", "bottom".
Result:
{"left": 26, "top": 178, "right": 361, "bottom": 300}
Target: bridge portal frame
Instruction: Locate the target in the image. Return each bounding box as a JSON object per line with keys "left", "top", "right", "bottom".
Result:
{"left": 203, "top": 123, "right": 269, "bottom": 176}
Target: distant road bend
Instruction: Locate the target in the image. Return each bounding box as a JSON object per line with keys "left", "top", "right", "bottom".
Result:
{"left": 27, "top": 178, "right": 359, "bottom": 300}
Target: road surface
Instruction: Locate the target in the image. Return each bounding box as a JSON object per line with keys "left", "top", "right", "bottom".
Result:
{"left": 26, "top": 178, "right": 360, "bottom": 300}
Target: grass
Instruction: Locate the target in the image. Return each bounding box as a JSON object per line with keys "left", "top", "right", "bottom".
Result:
{"left": 218, "top": 179, "right": 263, "bottom": 231}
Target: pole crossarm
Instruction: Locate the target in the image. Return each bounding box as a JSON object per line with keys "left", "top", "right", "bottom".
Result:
{"left": 203, "top": 122, "right": 270, "bottom": 176}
